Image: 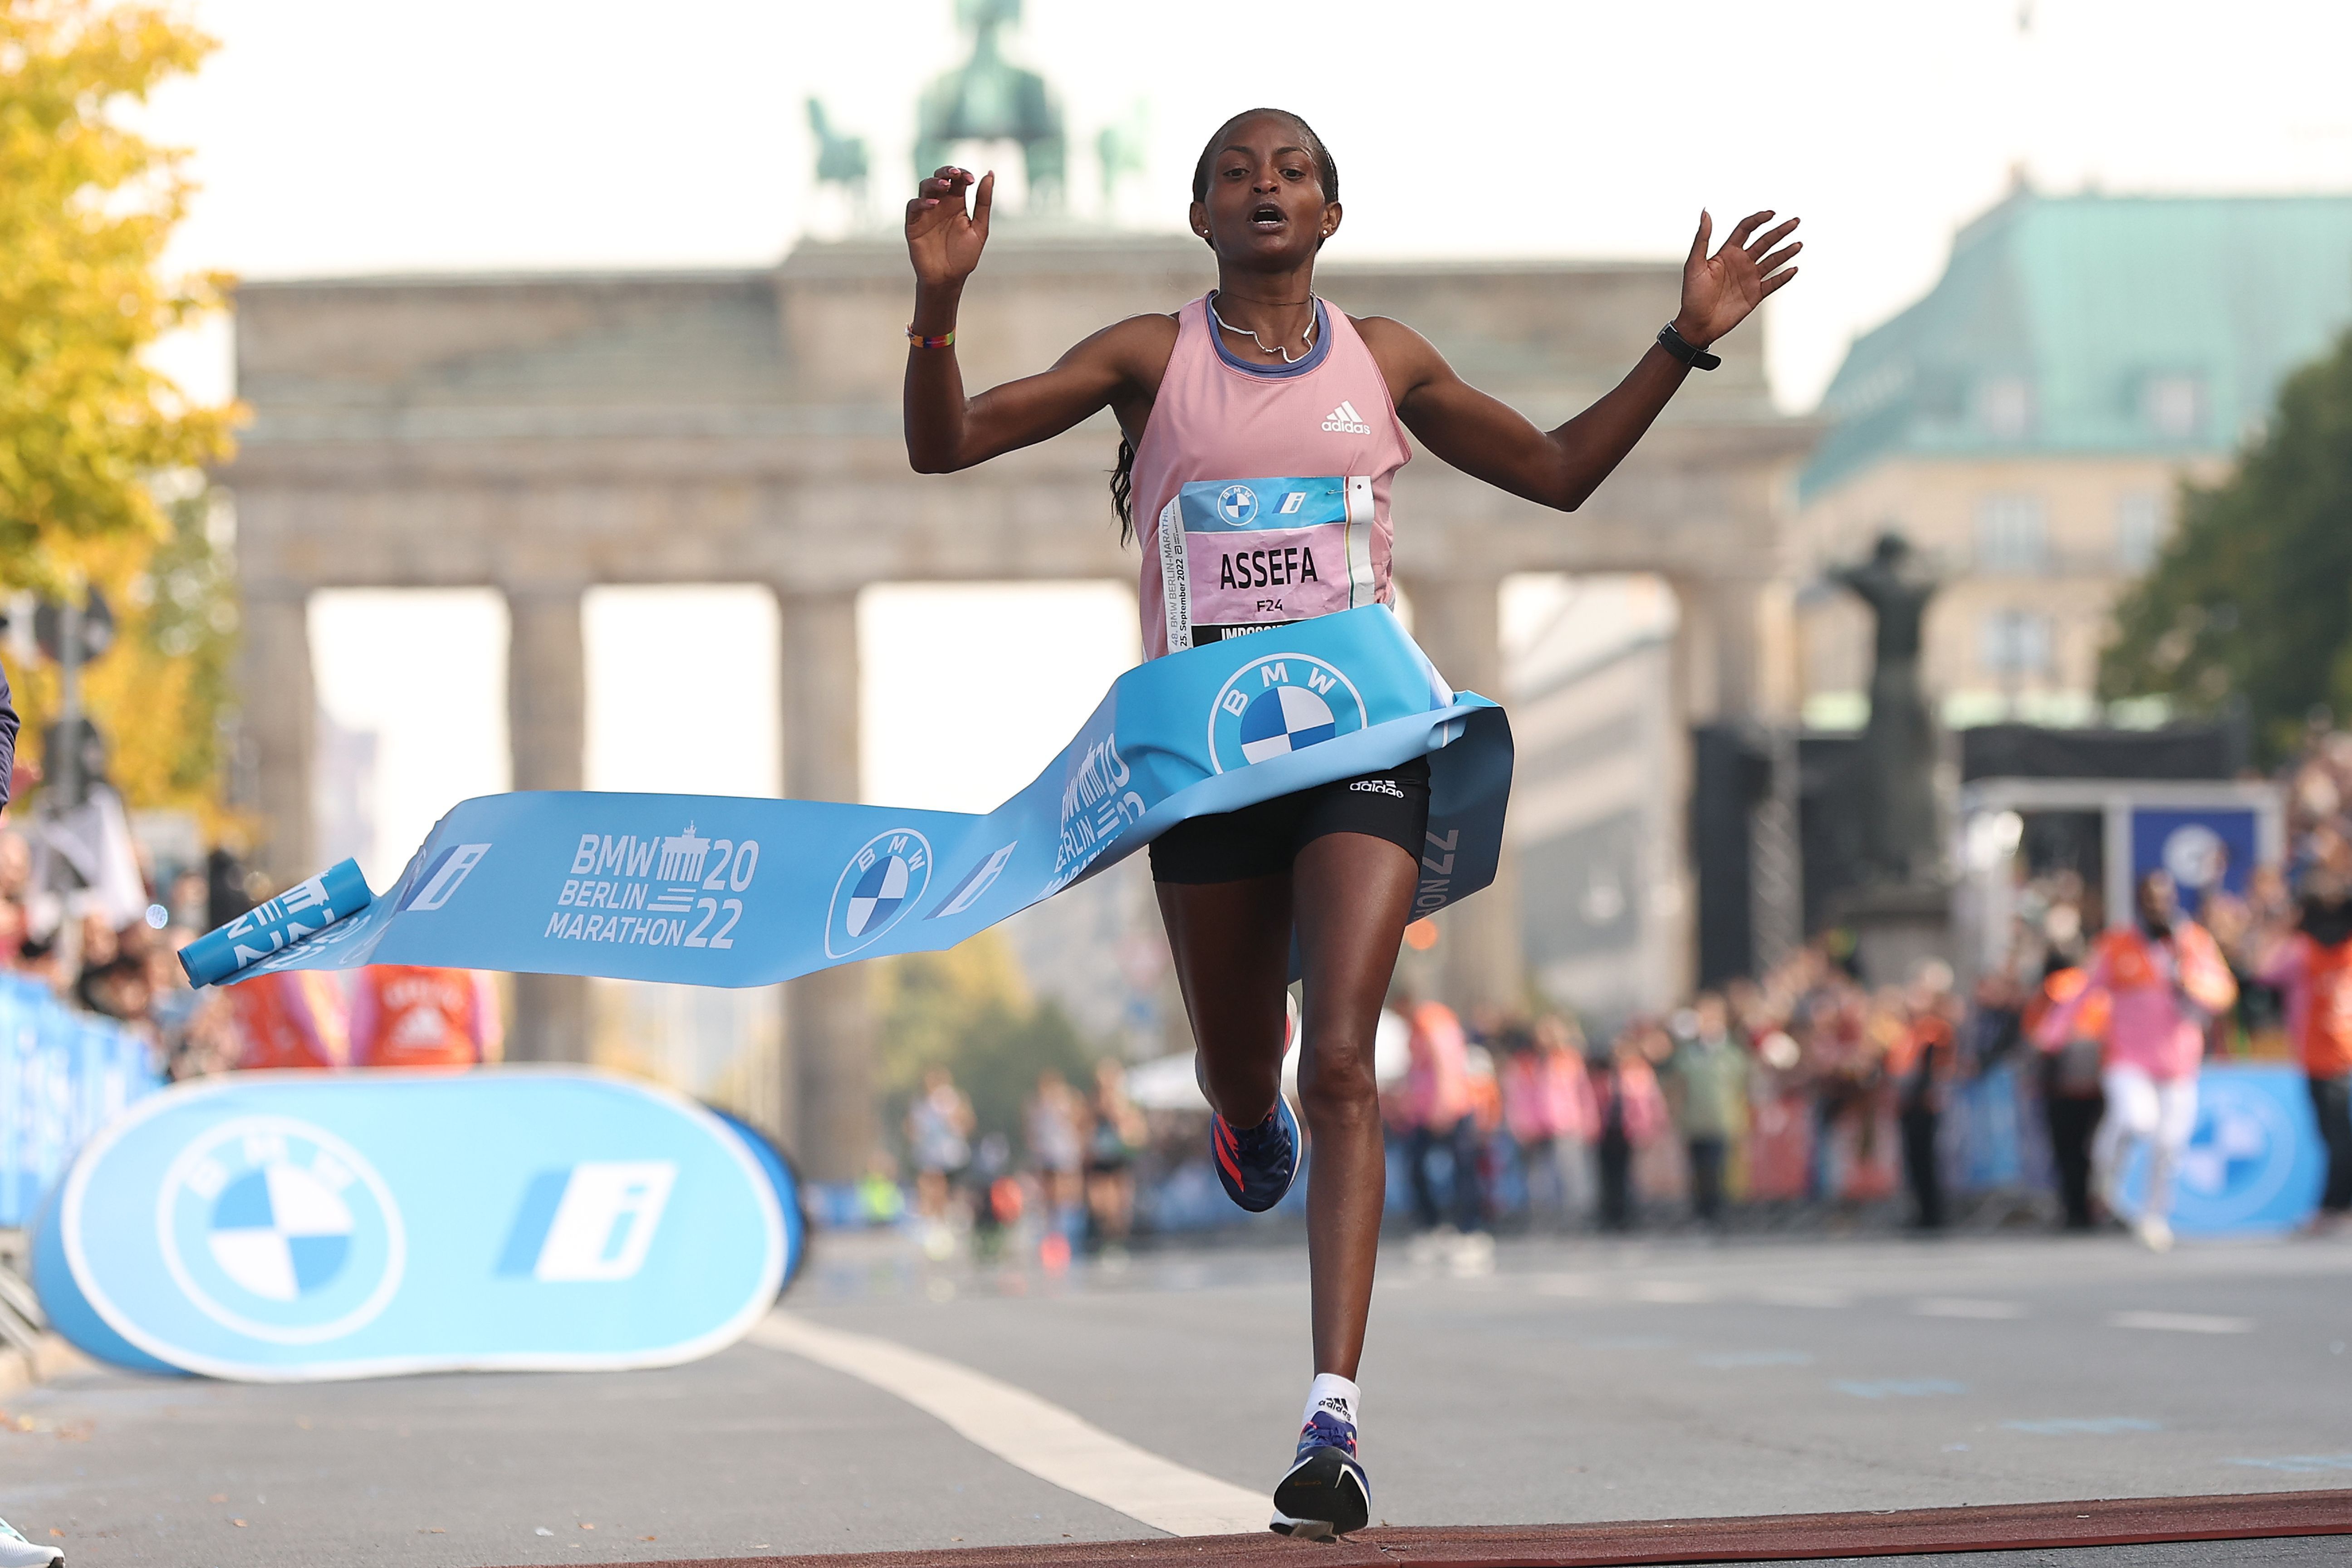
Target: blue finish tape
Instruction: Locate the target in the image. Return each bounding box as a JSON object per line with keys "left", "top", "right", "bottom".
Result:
{"left": 180, "top": 859, "right": 373, "bottom": 987}
{"left": 194, "top": 606, "right": 1513, "bottom": 990}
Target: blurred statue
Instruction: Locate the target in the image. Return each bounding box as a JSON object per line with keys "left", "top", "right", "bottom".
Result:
{"left": 807, "top": 98, "right": 870, "bottom": 202}
{"left": 1095, "top": 102, "right": 1147, "bottom": 219}
{"left": 1833, "top": 532, "right": 1943, "bottom": 887}
{"left": 914, "top": 0, "right": 1065, "bottom": 212}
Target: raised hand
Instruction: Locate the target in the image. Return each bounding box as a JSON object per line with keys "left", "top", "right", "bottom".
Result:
{"left": 1675, "top": 209, "right": 1801, "bottom": 349}
{"left": 906, "top": 167, "right": 995, "bottom": 291}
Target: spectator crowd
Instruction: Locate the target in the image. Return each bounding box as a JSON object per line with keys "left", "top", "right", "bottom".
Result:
{"left": 895, "top": 724, "right": 2352, "bottom": 1259}
{"left": 0, "top": 825, "right": 502, "bottom": 1083}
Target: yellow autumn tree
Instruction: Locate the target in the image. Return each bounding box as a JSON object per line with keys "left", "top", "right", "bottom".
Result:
{"left": 0, "top": 0, "right": 240, "bottom": 821}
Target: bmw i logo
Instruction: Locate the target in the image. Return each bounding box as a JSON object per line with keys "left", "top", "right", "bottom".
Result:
{"left": 825, "top": 829, "right": 933, "bottom": 958}
{"left": 1207, "top": 653, "right": 1369, "bottom": 774}
{"left": 1217, "top": 484, "right": 1259, "bottom": 527}
{"left": 157, "top": 1117, "right": 406, "bottom": 1345}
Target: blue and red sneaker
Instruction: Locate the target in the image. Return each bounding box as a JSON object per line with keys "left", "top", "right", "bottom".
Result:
{"left": 1270, "top": 1406, "right": 1370, "bottom": 1538}
{"left": 1209, "top": 1097, "right": 1300, "bottom": 1214}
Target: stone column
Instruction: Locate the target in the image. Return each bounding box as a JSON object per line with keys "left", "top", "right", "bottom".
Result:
{"left": 777, "top": 588, "right": 877, "bottom": 1183}
{"left": 1671, "top": 577, "right": 1795, "bottom": 991}
{"left": 239, "top": 588, "right": 316, "bottom": 888}
{"left": 1398, "top": 574, "right": 1522, "bottom": 1014}
{"left": 1692, "top": 577, "right": 1793, "bottom": 724}
{"left": 504, "top": 585, "right": 590, "bottom": 1063}
{"left": 1660, "top": 579, "right": 1707, "bottom": 1004}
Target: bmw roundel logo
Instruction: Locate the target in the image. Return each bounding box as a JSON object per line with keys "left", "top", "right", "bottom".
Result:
{"left": 825, "top": 829, "right": 933, "bottom": 959}
{"left": 1217, "top": 484, "right": 1259, "bottom": 527}
{"left": 2173, "top": 1079, "right": 2298, "bottom": 1223}
{"left": 1207, "top": 653, "right": 1369, "bottom": 774}
{"left": 157, "top": 1117, "right": 406, "bottom": 1345}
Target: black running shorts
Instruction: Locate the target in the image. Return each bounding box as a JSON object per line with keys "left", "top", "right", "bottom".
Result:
{"left": 1147, "top": 757, "right": 1431, "bottom": 884}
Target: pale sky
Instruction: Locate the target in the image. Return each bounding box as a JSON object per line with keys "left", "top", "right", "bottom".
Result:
{"left": 138, "top": 0, "right": 2352, "bottom": 877}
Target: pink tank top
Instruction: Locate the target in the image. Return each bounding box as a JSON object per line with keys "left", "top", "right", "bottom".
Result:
{"left": 1132, "top": 295, "right": 1411, "bottom": 660}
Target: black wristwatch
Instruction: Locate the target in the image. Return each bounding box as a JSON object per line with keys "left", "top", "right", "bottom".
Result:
{"left": 1658, "top": 321, "right": 1721, "bottom": 371}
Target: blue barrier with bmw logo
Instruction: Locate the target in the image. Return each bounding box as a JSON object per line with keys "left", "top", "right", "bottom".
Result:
{"left": 28, "top": 1068, "right": 796, "bottom": 1381}
{"left": 2113, "top": 1062, "right": 2326, "bottom": 1235}
{"left": 183, "top": 605, "right": 1510, "bottom": 990}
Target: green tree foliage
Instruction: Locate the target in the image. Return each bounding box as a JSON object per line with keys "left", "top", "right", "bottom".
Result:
{"left": 2102, "top": 328, "right": 2352, "bottom": 760}
{"left": 873, "top": 929, "right": 1099, "bottom": 1165}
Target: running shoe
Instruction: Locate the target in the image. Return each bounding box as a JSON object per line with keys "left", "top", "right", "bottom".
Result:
{"left": 1209, "top": 1097, "right": 1300, "bottom": 1213}
{"left": 0, "top": 1513, "right": 63, "bottom": 1567}
{"left": 1270, "top": 1406, "right": 1371, "bottom": 1538}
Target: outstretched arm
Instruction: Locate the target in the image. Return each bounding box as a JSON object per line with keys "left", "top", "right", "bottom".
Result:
{"left": 903, "top": 167, "right": 1173, "bottom": 473}
{"left": 1364, "top": 210, "right": 1800, "bottom": 511}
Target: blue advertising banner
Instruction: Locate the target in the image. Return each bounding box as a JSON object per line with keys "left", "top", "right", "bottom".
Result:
{"left": 29, "top": 1068, "right": 793, "bottom": 1381}
{"left": 2131, "top": 806, "right": 2259, "bottom": 917}
{"left": 195, "top": 606, "right": 1510, "bottom": 990}
{"left": 1948, "top": 1062, "right": 2027, "bottom": 1193}
{"left": 0, "top": 975, "right": 160, "bottom": 1228}
{"left": 2113, "top": 1062, "right": 2324, "bottom": 1235}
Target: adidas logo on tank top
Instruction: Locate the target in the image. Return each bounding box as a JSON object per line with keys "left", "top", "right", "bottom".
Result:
{"left": 1321, "top": 400, "right": 1373, "bottom": 435}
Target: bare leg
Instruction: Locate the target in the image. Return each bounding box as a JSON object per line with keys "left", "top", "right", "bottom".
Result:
{"left": 1157, "top": 833, "right": 1413, "bottom": 1382}
{"left": 1157, "top": 873, "right": 1294, "bottom": 1130}
{"left": 1291, "top": 832, "right": 1416, "bottom": 1379}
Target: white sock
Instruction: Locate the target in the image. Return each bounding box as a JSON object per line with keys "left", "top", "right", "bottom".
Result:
{"left": 1303, "top": 1372, "right": 1360, "bottom": 1432}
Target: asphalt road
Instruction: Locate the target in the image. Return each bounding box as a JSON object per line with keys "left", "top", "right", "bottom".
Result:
{"left": 5, "top": 1229, "right": 2351, "bottom": 1566}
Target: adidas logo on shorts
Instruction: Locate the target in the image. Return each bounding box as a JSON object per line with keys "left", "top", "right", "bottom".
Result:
{"left": 1349, "top": 779, "right": 1405, "bottom": 799}
{"left": 1320, "top": 400, "right": 1373, "bottom": 435}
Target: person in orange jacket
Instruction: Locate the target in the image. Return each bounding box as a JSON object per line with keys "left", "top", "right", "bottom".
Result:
{"left": 227, "top": 969, "right": 349, "bottom": 1071}
{"left": 2027, "top": 954, "right": 2112, "bottom": 1231}
{"left": 347, "top": 965, "right": 502, "bottom": 1068}
{"left": 2257, "top": 871, "right": 2352, "bottom": 1234}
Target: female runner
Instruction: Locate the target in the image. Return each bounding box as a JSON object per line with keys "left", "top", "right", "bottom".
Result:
{"left": 902, "top": 108, "right": 1798, "bottom": 1537}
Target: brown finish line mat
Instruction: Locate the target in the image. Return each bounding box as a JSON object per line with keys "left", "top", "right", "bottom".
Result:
{"left": 497, "top": 1488, "right": 2352, "bottom": 1568}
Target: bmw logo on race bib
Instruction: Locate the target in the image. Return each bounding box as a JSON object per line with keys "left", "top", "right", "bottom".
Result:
{"left": 1217, "top": 484, "right": 1259, "bottom": 526}
{"left": 825, "top": 829, "right": 933, "bottom": 958}
{"left": 158, "top": 1117, "right": 406, "bottom": 1345}
{"left": 1208, "top": 653, "right": 1369, "bottom": 774}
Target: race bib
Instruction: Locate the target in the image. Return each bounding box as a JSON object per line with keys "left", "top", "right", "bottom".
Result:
{"left": 1158, "top": 476, "right": 1379, "bottom": 652}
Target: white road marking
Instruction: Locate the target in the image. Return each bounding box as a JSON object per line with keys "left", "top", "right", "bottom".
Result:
{"left": 2002, "top": 1416, "right": 2161, "bottom": 1435}
{"left": 1914, "top": 1298, "right": 2030, "bottom": 1320}
{"left": 1694, "top": 1350, "right": 1814, "bottom": 1368}
{"left": 1834, "top": 1378, "right": 1966, "bottom": 1399}
{"left": 1754, "top": 1285, "right": 1856, "bottom": 1308}
{"left": 2107, "top": 1310, "right": 2254, "bottom": 1335}
{"left": 748, "top": 1312, "right": 1266, "bottom": 1537}
{"left": 1632, "top": 1280, "right": 1717, "bottom": 1303}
